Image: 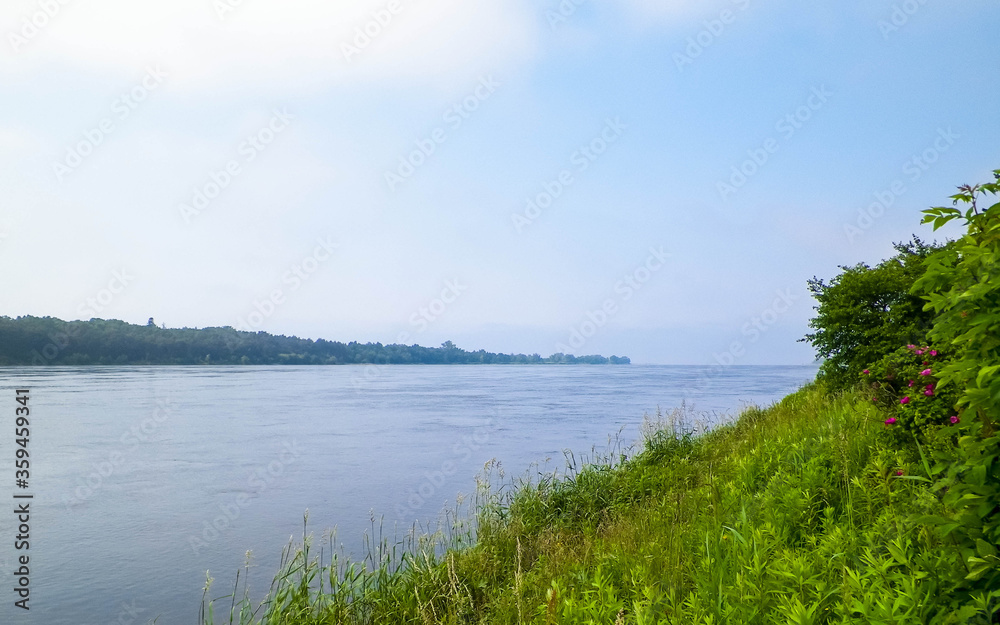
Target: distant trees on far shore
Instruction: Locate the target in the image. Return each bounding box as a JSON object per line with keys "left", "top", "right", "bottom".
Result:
{"left": 0, "top": 316, "right": 630, "bottom": 366}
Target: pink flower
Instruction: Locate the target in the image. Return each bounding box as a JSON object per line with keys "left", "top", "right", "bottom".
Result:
{"left": 908, "top": 380, "right": 914, "bottom": 387}
{"left": 885, "top": 417, "right": 897, "bottom": 425}
{"left": 900, "top": 397, "right": 910, "bottom": 405}
{"left": 950, "top": 415, "right": 960, "bottom": 424}
{"left": 872, "top": 397, "right": 877, "bottom": 403}
{"left": 907, "top": 344, "right": 916, "bottom": 349}
{"left": 896, "top": 470, "right": 904, "bottom": 476}
{"left": 920, "top": 369, "right": 932, "bottom": 376}
{"left": 916, "top": 349, "right": 924, "bottom": 355}
{"left": 863, "top": 369, "right": 870, "bottom": 374}
{"left": 924, "top": 389, "right": 934, "bottom": 396}
{"left": 930, "top": 350, "right": 938, "bottom": 356}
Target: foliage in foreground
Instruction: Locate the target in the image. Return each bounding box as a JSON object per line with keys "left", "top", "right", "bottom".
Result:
{"left": 200, "top": 385, "right": 995, "bottom": 624}
{"left": 861, "top": 172, "right": 1000, "bottom": 603}
{"left": 914, "top": 177, "right": 1000, "bottom": 600}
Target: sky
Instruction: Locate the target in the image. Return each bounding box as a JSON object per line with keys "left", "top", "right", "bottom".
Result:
{"left": 0, "top": 0, "right": 997, "bottom": 365}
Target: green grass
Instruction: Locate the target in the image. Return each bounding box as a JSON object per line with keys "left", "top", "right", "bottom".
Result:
{"left": 199, "top": 383, "right": 997, "bottom": 624}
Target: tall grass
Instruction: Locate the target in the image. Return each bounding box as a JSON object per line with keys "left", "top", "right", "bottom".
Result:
{"left": 199, "top": 383, "right": 993, "bottom": 624}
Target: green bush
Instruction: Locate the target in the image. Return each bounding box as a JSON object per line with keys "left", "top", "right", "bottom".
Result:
{"left": 865, "top": 343, "right": 961, "bottom": 446}
{"left": 912, "top": 172, "right": 1000, "bottom": 607}
{"left": 801, "top": 237, "right": 942, "bottom": 390}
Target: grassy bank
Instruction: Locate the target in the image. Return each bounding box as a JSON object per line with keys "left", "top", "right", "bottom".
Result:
{"left": 201, "top": 382, "right": 993, "bottom": 624}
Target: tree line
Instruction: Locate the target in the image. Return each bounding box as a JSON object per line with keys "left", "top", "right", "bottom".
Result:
{"left": 0, "top": 316, "right": 630, "bottom": 366}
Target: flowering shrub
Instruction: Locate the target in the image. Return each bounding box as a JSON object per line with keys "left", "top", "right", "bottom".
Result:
{"left": 865, "top": 344, "right": 961, "bottom": 445}
{"left": 912, "top": 172, "right": 1000, "bottom": 601}
{"left": 851, "top": 174, "right": 1000, "bottom": 607}
{"left": 801, "top": 238, "right": 940, "bottom": 390}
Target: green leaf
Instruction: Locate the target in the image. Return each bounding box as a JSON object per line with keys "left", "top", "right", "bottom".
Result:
{"left": 965, "top": 557, "right": 995, "bottom": 581}
{"left": 886, "top": 541, "right": 908, "bottom": 565}
{"left": 976, "top": 539, "right": 997, "bottom": 558}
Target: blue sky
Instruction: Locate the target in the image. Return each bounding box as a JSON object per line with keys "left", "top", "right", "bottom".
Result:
{"left": 1, "top": 0, "right": 997, "bottom": 364}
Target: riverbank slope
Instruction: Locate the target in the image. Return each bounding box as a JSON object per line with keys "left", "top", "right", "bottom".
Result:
{"left": 202, "top": 381, "right": 984, "bottom": 624}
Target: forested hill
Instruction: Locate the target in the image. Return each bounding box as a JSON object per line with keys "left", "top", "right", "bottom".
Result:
{"left": 0, "top": 316, "right": 630, "bottom": 366}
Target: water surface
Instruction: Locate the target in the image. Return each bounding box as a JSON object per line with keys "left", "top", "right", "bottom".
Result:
{"left": 0, "top": 364, "right": 816, "bottom": 624}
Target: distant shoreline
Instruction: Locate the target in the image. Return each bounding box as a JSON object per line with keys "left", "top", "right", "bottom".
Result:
{"left": 0, "top": 316, "right": 630, "bottom": 366}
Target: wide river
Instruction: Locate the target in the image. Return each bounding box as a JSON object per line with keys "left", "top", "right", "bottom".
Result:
{"left": 0, "top": 364, "right": 816, "bottom": 624}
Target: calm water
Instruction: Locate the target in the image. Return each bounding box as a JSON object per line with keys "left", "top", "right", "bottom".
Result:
{"left": 0, "top": 365, "right": 816, "bottom": 624}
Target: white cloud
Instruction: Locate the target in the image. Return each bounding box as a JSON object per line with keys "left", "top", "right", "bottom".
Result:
{"left": 0, "top": 0, "right": 539, "bottom": 94}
